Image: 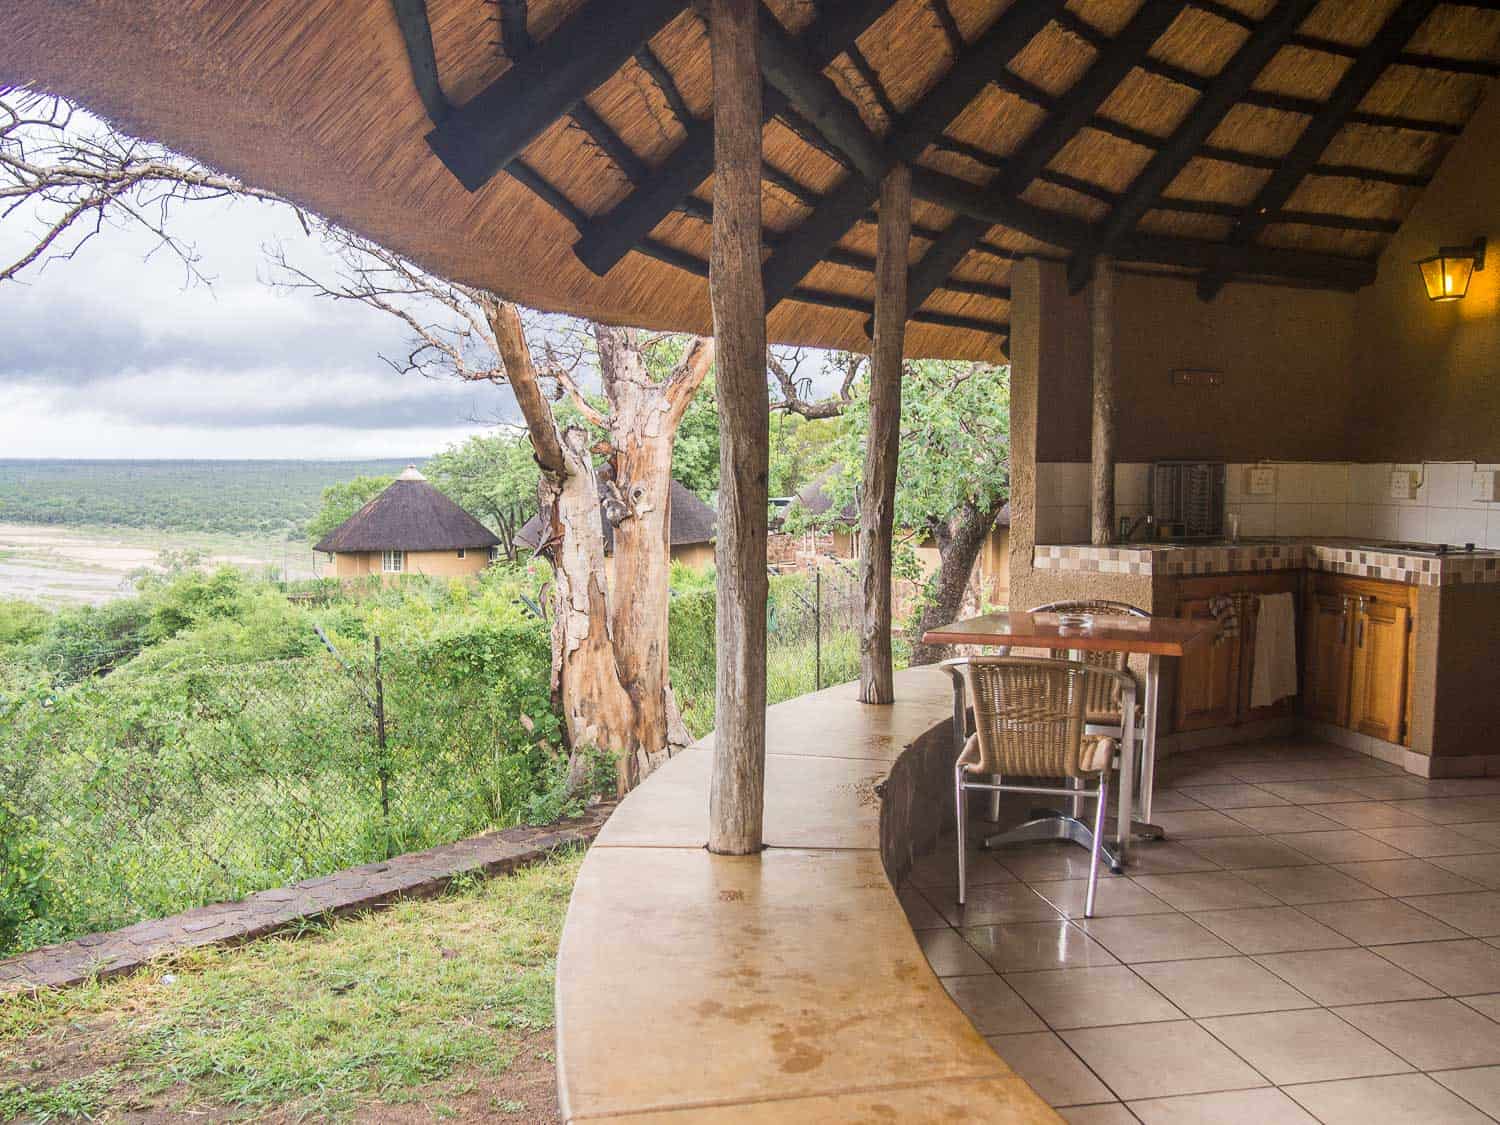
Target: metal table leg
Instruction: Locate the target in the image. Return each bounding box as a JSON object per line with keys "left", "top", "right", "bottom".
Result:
{"left": 984, "top": 813, "right": 1122, "bottom": 874}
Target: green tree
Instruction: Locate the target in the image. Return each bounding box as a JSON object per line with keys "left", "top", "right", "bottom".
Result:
{"left": 426, "top": 433, "right": 540, "bottom": 560}
{"left": 803, "top": 357, "right": 1011, "bottom": 664}
{"left": 306, "top": 475, "right": 394, "bottom": 543}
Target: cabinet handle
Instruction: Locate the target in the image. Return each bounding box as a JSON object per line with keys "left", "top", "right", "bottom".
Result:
{"left": 1356, "top": 596, "right": 1368, "bottom": 648}
{"left": 1339, "top": 598, "right": 1349, "bottom": 645}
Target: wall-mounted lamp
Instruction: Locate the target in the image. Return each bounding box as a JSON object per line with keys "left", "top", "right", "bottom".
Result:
{"left": 1417, "top": 236, "right": 1487, "bottom": 302}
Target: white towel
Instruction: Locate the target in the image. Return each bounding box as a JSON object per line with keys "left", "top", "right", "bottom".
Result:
{"left": 1251, "top": 592, "right": 1298, "bottom": 708}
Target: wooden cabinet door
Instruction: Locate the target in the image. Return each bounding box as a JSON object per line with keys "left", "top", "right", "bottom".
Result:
{"left": 1349, "top": 596, "right": 1411, "bottom": 743}
{"left": 1174, "top": 596, "right": 1240, "bottom": 731}
{"left": 1302, "top": 591, "right": 1351, "bottom": 726}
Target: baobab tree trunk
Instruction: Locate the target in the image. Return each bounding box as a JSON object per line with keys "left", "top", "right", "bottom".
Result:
{"left": 489, "top": 301, "right": 712, "bottom": 794}
{"left": 907, "top": 498, "right": 1008, "bottom": 667}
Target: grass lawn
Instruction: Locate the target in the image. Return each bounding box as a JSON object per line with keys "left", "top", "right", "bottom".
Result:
{"left": 0, "top": 848, "right": 584, "bottom": 1123}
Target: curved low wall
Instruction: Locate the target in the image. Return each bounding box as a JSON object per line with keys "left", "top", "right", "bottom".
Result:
{"left": 554, "top": 667, "right": 1059, "bottom": 1122}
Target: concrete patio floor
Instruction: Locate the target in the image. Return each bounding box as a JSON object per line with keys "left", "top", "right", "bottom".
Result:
{"left": 907, "top": 737, "right": 1500, "bottom": 1123}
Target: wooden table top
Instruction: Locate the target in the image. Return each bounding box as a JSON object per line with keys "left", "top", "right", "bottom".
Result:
{"left": 922, "top": 611, "right": 1217, "bottom": 657}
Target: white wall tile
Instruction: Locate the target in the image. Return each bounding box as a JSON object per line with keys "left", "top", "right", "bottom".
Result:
{"left": 1346, "top": 504, "right": 1376, "bottom": 538}
{"left": 1057, "top": 463, "right": 1090, "bottom": 507}
{"left": 1349, "top": 463, "right": 1392, "bottom": 505}
{"left": 1488, "top": 510, "right": 1500, "bottom": 550}
{"left": 1276, "top": 463, "right": 1317, "bottom": 503}
{"left": 1424, "top": 462, "right": 1473, "bottom": 509}
{"left": 1310, "top": 464, "right": 1350, "bottom": 504}
{"left": 1371, "top": 505, "right": 1401, "bottom": 538}
{"left": 1396, "top": 505, "right": 1430, "bottom": 541}
{"left": 1275, "top": 503, "right": 1319, "bottom": 536}
{"left": 1115, "top": 463, "right": 1150, "bottom": 508}
{"left": 1428, "top": 506, "right": 1487, "bottom": 547}
{"left": 1229, "top": 503, "right": 1276, "bottom": 537}
{"left": 1310, "top": 502, "right": 1348, "bottom": 535}
{"left": 1058, "top": 506, "right": 1089, "bottom": 544}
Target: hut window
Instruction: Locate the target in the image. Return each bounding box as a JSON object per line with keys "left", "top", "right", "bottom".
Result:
{"left": 382, "top": 550, "right": 405, "bottom": 573}
{"left": 457, "top": 548, "right": 466, "bottom": 559}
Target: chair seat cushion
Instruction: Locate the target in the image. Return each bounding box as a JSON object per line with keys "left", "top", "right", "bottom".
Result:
{"left": 1080, "top": 736, "right": 1116, "bottom": 774}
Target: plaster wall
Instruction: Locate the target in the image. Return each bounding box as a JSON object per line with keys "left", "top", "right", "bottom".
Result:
{"left": 332, "top": 550, "right": 489, "bottom": 580}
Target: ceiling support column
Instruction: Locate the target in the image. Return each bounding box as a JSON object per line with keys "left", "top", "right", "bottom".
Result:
{"left": 706, "top": 0, "right": 769, "bottom": 856}
{"left": 1089, "top": 257, "right": 1116, "bottom": 546}
{"left": 859, "top": 164, "right": 910, "bottom": 705}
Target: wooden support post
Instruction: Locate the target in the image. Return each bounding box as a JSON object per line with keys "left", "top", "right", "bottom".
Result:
{"left": 707, "top": 0, "right": 769, "bottom": 856}
{"left": 1089, "top": 256, "right": 1115, "bottom": 546}
{"left": 860, "top": 164, "right": 910, "bottom": 705}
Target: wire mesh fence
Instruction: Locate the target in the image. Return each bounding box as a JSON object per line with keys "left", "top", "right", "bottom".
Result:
{"left": 0, "top": 624, "right": 569, "bottom": 955}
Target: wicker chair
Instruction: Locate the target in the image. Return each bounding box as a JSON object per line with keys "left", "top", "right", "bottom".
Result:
{"left": 944, "top": 656, "right": 1121, "bottom": 918}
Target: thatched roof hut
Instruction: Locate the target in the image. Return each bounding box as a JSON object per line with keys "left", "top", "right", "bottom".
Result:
{"left": 514, "top": 476, "right": 716, "bottom": 555}
{"left": 314, "top": 466, "right": 500, "bottom": 554}
{"left": 6, "top": 1, "right": 1495, "bottom": 361}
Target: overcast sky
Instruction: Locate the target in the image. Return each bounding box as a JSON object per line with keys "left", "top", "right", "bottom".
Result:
{"left": 0, "top": 180, "right": 525, "bottom": 460}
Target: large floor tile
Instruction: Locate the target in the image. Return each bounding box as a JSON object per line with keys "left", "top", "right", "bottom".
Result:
{"left": 1259, "top": 780, "right": 1368, "bottom": 804}
{"left": 1336, "top": 997, "right": 1500, "bottom": 1070}
{"left": 1234, "top": 864, "right": 1387, "bottom": 905}
{"left": 986, "top": 1031, "right": 1114, "bottom": 1108}
{"left": 917, "top": 927, "right": 993, "bottom": 977}
{"left": 1058, "top": 1104, "right": 1137, "bottom": 1125}
{"left": 898, "top": 886, "right": 948, "bottom": 929}
{"left": 1199, "top": 1008, "right": 1410, "bottom": 1085}
{"left": 1176, "top": 783, "right": 1289, "bottom": 809}
{"left": 1133, "top": 956, "right": 1316, "bottom": 1018}
{"left": 1271, "top": 830, "right": 1409, "bottom": 864}
{"left": 1387, "top": 797, "right": 1500, "bottom": 825}
{"left": 1333, "top": 858, "right": 1484, "bottom": 897}
{"left": 1363, "top": 825, "right": 1498, "bottom": 857}
{"left": 1299, "top": 897, "right": 1466, "bottom": 945}
{"left": 1118, "top": 840, "right": 1225, "bottom": 876}
{"left": 1452, "top": 822, "right": 1500, "bottom": 848}
{"left": 1464, "top": 993, "right": 1500, "bottom": 1021}
{"left": 1130, "top": 1088, "right": 1319, "bottom": 1124}
{"left": 941, "top": 973, "right": 1047, "bottom": 1035}
{"left": 1432, "top": 1066, "right": 1500, "bottom": 1118}
{"left": 1080, "top": 912, "right": 1238, "bottom": 963}
{"left": 930, "top": 880, "right": 1064, "bottom": 927}
{"left": 1179, "top": 836, "right": 1319, "bottom": 870}
{"left": 1403, "top": 891, "right": 1500, "bottom": 937}
{"left": 1191, "top": 906, "right": 1353, "bottom": 955}
{"left": 1130, "top": 871, "right": 1282, "bottom": 912}
{"left": 1307, "top": 802, "right": 1438, "bottom": 829}
{"left": 1337, "top": 776, "right": 1442, "bottom": 801}
{"left": 1284, "top": 1072, "right": 1492, "bottom": 1124}
{"left": 1430, "top": 852, "right": 1500, "bottom": 889}
{"left": 1062, "top": 1021, "right": 1267, "bottom": 1101}
{"left": 1374, "top": 939, "right": 1500, "bottom": 995}
{"left": 1253, "top": 948, "right": 1441, "bottom": 1006}
{"left": 1149, "top": 809, "right": 1261, "bottom": 838}
{"left": 1005, "top": 965, "right": 1184, "bottom": 1029}
{"left": 962, "top": 919, "right": 1118, "bottom": 973}
{"left": 1222, "top": 805, "right": 1344, "bottom": 834}
{"left": 993, "top": 844, "right": 1128, "bottom": 884}
{"left": 1028, "top": 877, "right": 1175, "bottom": 919}
{"left": 908, "top": 846, "right": 1017, "bottom": 890}
{"left": 1149, "top": 789, "right": 1209, "bottom": 812}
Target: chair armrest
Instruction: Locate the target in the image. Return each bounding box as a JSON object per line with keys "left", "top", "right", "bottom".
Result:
{"left": 938, "top": 659, "right": 968, "bottom": 754}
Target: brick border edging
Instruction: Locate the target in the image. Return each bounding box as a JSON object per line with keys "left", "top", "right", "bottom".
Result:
{"left": 0, "top": 802, "right": 616, "bottom": 995}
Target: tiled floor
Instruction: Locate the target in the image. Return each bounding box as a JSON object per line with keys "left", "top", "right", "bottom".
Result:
{"left": 904, "top": 737, "right": 1500, "bottom": 1123}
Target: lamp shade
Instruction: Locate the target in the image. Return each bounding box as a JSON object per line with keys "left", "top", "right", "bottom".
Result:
{"left": 1417, "top": 238, "right": 1486, "bottom": 302}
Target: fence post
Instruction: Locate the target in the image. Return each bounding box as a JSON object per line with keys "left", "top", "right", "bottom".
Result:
{"left": 373, "top": 635, "right": 392, "bottom": 858}
{"left": 814, "top": 565, "right": 822, "bottom": 692}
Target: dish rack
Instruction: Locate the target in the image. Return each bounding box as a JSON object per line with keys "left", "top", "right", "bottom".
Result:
{"left": 1150, "top": 461, "right": 1227, "bottom": 540}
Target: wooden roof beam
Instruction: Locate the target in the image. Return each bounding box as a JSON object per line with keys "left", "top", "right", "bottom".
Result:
{"left": 760, "top": 0, "right": 1071, "bottom": 308}
{"left": 908, "top": 0, "right": 1189, "bottom": 328}
{"left": 389, "top": 0, "right": 448, "bottom": 126}
{"left": 497, "top": 0, "right": 532, "bottom": 58}
{"left": 571, "top": 0, "right": 898, "bottom": 277}
{"left": 1068, "top": 0, "right": 1322, "bottom": 291}
{"left": 427, "top": 0, "right": 686, "bottom": 191}
{"left": 1197, "top": 0, "right": 1441, "bottom": 298}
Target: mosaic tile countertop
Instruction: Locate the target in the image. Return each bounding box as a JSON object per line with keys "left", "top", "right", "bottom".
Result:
{"left": 1033, "top": 539, "right": 1500, "bottom": 587}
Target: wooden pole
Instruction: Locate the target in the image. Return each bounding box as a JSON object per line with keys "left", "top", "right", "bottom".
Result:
{"left": 860, "top": 164, "right": 910, "bottom": 704}
{"left": 1089, "top": 256, "right": 1115, "bottom": 546}
{"left": 707, "top": 0, "right": 769, "bottom": 856}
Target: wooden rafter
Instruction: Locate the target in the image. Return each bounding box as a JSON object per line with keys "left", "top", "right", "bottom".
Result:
{"left": 427, "top": 0, "right": 684, "bottom": 191}
{"left": 909, "top": 0, "right": 1189, "bottom": 320}
{"left": 760, "top": 0, "right": 1070, "bottom": 307}
{"left": 634, "top": 45, "right": 693, "bottom": 127}
{"left": 1197, "top": 0, "right": 1442, "bottom": 298}
{"left": 496, "top": 0, "right": 532, "bottom": 59}
{"left": 1067, "top": 0, "right": 1322, "bottom": 291}
{"left": 571, "top": 0, "right": 899, "bottom": 277}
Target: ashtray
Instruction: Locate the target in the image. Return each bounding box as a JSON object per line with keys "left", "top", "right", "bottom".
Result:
{"left": 1055, "top": 612, "right": 1094, "bottom": 629}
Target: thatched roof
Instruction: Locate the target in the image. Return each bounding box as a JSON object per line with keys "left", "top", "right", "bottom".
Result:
{"left": 515, "top": 476, "right": 717, "bottom": 553}
{"left": 314, "top": 466, "right": 501, "bottom": 553}
{"left": 5, "top": 1, "right": 1497, "bottom": 359}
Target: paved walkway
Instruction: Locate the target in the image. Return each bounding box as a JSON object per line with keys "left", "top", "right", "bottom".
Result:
{"left": 906, "top": 737, "right": 1500, "bottom": 1123}
{"left": 1, "top": 802, "right": 614, "bottom": 994}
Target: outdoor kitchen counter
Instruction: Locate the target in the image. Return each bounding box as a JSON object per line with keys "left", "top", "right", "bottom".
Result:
{"left": 1033, "top": 537, "right": 1500, "bottom": 587}
{"left": 554, "top": 667, "right": 1058, "bottom": 1123}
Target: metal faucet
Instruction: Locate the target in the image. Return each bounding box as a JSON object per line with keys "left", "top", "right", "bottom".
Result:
{"left": 1119, "top": 513, "right": 1155, "bottom": 543}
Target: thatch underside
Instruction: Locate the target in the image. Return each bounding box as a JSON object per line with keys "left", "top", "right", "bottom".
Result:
{"left": 3, "top": 0, "right": 1497, "bottom": 360}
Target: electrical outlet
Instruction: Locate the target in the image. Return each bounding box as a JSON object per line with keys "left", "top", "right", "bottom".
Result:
{"left": 1473, "top": 470, "right": 1500, "bottom": 502}
{"left": 1246, "top": 466, "right": 1276, "bottom": 497}
{"left": 1390, "top": 470, "right": 1421, "bottom": 501}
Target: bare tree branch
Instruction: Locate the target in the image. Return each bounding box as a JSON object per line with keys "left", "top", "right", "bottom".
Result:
{"left": 768, "top": 347, "right": 863, "bottom": 419}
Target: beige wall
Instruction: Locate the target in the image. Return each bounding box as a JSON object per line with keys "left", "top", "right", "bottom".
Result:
{"left": 331, "top": 550, "right": 490, "bottom": 580}
{"left": 1350, "top": 86, "right": 1500, "bottom": 464}
{"left": 671, "top": 542, "right": 715, "bottom": 572}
